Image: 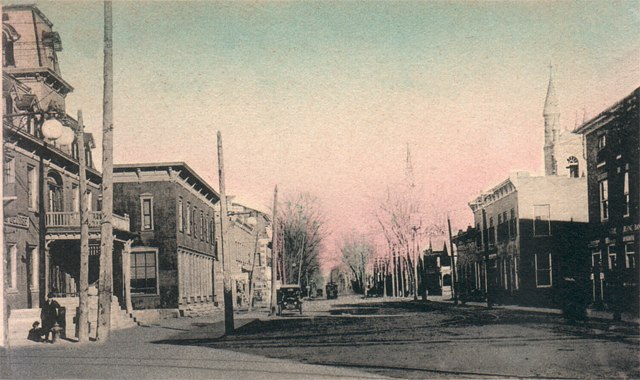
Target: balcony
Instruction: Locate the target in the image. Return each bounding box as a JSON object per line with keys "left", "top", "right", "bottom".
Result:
{"left": 46, "top": 211, "right": 130, "bottom": 232}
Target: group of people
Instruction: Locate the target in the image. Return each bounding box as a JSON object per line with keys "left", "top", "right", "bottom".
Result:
{"left": 27, "top": 293, "right": 62, "bottom": 343}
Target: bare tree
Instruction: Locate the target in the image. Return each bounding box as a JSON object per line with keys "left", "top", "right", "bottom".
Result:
{"left": 339, "top": 232, "right": 374, "bottom": 295}
{"left": 277, "top": 192, "right": 326, "bottom": 294}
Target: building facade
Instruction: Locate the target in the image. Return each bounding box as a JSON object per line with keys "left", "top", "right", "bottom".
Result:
{"left": 217, "top": 200, "right": 272, "bottom": 308}
{"left": 113, "top": 163, "right": 221, "bottom": 314}
{"left": 3, "top": 5, "right": 132, "bottom": 346}
{"left": 575, "top": 87, "right": 639, "bottom": 315}
{"left": 456, "top": 173, "right": 589, "bottom": 307}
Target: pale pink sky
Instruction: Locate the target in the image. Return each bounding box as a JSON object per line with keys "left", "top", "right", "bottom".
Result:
{"left": 32, "top": 1, "right": 640, "bottom": 270}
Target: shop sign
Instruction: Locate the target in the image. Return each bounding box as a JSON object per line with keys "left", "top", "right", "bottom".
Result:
{"left": 5, "top": 214, "right": 29, "bottom": 229}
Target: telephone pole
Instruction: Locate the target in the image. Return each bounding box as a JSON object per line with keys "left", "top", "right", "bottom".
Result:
{"left": 216, "top": 131, "right": 234, "bottom": 334}
{"left": 447, "top": 215, "right": 458, "bottom": 306}
{"left": 97, "top": 0, "right": 114, "bottom": 341}
{"left": 269, "top": 185, "right": 278, "bottom": 315}
{"left": 76, "top": 110, "right": 90, "bottom": 342}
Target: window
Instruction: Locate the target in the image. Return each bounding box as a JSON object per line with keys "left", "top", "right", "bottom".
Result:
{"left": 498, "top": 214, "right": 502, "bottom": 225}
{"left": 87, "top": 190, "right": 93, "bottom": 211}
{"left": 200, "top": 211, "right": 205, "bottom": 240}
{"left": 623, "top": 167, "right": 630, "bottom": 217}
{"left": 130, "top": 250, "right": 158, "bottom": 294}
{"left": 28, "top": 246, "right": 38, "bottom": 289}
{"left": 535, "top": 253, "right": 552, "bottom": 288}
{"left": 192, "top": 207, "right": 198, "bottom": 239}
{"left": 625, "top": 243, "right": 636, "bottom": 269}
{"left": 488, "top": 217, "right": 495, "bottom": 248}
{"left": 597, "top": 134, "right": 606, "bottom": 150}
{"left": 607, "top": 245, "right": 616, "bottom": 270}
{"left": 533, "top": 204, "right": 551, "bottom": 236}
{"left": 599, "top": 180, "right": 608, "bottom": 221}
{"left": 205, "top": 214, "right": 209, "bottom": 243}
{"left": 592, "top": 251, "right": 602, "bottom": 269}
{"left": 567, "top": 156, "right": 579, "bottom": 178}
{"left": 4, "top": 156, "right": 15, "bottom": 184}
{"left": 97, "top": 195, "right": 102, "bottom": 212}
{"left": 141, "top": 196, "right": 153, "bottom": 230}
{"left": 509, "top": 208, "right": 517, "bottom": 239}
{"left": 4, "top": 244, "right": 17, "bottom": 290}
{"left": 186, "top": 203, "right": 191, "bottom": 235}
{"left": 3, "top": 31, "right": 15, "bottom": 67}
{"left": 47, "top": 172, "right": 63, "bottom": 212}
{"left": 27, "top": 166, "right": 37, "bottom": 209}
{"left": 72, "top": 185, "right": 80, "bottom": 212}
{"left": 178, "top": 198, "right": 184, "bottom": 232}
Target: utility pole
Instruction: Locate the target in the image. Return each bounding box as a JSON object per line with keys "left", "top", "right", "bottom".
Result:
{"left": 216, "top": 131, "right": 234, "bottom": 334}
{"left": 269, "top": 185, "right": 278, "bottom": 315}
{"left": 97, "top": 0, "right": 114, "bottom": 341}
{"left": 447, "top": 215, "right": 458, "bottom": 306}
{"left": 247, "top": 220, "right": 261, "bottom": 312}
{"left": 76, "top": 110, "right": 90, "bottom": 342}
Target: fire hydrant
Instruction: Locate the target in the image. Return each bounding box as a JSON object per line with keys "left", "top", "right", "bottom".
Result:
{"left": 51, "top": 322, "right": 63, "bottom": 343}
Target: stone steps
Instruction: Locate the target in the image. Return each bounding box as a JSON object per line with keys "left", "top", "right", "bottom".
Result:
{"left": 179, "top": 301, "right": 221, "bottom": 317}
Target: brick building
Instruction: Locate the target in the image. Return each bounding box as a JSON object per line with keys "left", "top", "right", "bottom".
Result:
{"left": 575, "top": 87, "right": 639, "bottom": 315}
{"left": 3, "top": 5, "right": 133, "bottom": 346}
{"left": 455, "top": 172, "right": 588, "bottom": 307}
{"left": 113, "top": 163, "right": 221, "bottom": 315}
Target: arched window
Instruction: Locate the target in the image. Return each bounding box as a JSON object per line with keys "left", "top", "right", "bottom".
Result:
{"left": 3, "top": 24, "right": 20, "bottom": 67}
{"left": 47, "top": 171, "right": 64, "bottom": 212}
{"left": 567, "top": 156, "right": 579, "bottom": 178}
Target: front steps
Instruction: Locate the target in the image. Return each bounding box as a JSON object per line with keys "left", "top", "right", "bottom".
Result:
{"left": 7, "top": 295, "right": 138, "bottom": 347}
{"left": 179, "top": 301, "right": 222, "bottom": 317}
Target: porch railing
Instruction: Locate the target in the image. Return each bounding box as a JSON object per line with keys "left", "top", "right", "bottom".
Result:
{"left": 46, "top": 211, "right": 130, "bottom": 232}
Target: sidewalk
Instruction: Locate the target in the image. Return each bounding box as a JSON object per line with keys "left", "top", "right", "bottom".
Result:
{"left": 430, "top": 295, "right": 640, "bottom": 324}
{"left": 0, "top": 313, "right": 383, "bottom": 379}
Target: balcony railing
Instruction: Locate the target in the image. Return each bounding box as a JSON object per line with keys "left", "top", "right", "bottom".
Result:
{"left": 46, "top": 211, "right": 130, "bottom": 232}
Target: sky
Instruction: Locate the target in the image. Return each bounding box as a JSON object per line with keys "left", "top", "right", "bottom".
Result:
{"left": 23, "top": 1, "right": 640, "bottom": 270}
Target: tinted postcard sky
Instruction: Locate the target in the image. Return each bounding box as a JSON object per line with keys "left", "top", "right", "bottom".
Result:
{"left": 27, "top": 1, "right": 640, "bottom": 267}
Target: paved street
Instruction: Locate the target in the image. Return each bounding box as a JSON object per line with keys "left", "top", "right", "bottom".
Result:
{"left": 1, "top": 296, "right": 638, "bottom": 379}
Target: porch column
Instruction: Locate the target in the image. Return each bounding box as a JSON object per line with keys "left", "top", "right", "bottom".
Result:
{"left": 122, "top": 240, "right": 133, "bottom": 314}
{"left": 44, "top": 240, "right": 52, "bottom": 297}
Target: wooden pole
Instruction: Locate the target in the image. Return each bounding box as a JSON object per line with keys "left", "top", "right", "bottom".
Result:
{"left": 247, "top": 221, "right": 260, "bottom": 312}
{"left": 76, "top": 110, "right": 90, "bottom": 342}
{"left": 97, "top": 0, "right": 114, "bottom": 341}
{"left": 216, "top": 131, "right": 234, "bottom": 334}
{"left": 269, "top": 186, "right": 278, "bottom": 315}
{"left": 447, "top": 215, "right": 458, "bottom": 305}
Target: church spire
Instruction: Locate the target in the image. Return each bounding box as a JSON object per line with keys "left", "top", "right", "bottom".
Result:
{"left": 405, "top": 142, "right": 415, "bottom": 188}
{"left": 543, "top": 64, "right": 561, "bottom": 176}
{"left": 544, "top": 64, "right": 559, "bottom": 117}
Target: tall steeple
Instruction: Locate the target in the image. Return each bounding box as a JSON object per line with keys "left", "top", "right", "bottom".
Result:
{"left": 543, "top": 65, "right": 561, "bottom": 176}
{"left": 405, "top": 142, "right": 415, "bottom": 188}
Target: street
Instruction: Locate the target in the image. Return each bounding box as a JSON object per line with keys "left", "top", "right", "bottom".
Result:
{"left": 2, "top": 296, "right": 638, "bottom": 379}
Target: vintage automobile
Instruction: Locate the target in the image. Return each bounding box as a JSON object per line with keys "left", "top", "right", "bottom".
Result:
{"left": 277, "top": 285, "right": 303, "bottom": 316}
{"left": 326, "top": 282, "right": 338, "bottom": 299}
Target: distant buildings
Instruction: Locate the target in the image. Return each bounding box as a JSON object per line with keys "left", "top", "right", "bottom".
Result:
{"left": 575, "top": 88, "right": 639, "bottom": 315}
